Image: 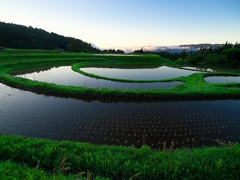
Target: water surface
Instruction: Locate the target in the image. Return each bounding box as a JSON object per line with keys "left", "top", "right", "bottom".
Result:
{"left": 1, "top": 83, "right": 240, "bottom": 149}
{"left": 80, "top": 66, "right": 201, "bottom": 80}
{"left": 16, "top": 66, "right": 182, "bottom": 89}
{"left": 205, "top": 76, "right": 240, "bottom": 84}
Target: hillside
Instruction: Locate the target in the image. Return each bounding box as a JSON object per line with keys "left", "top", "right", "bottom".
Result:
{"left": 0, "top": 21, "right": 101, "bottom": 53}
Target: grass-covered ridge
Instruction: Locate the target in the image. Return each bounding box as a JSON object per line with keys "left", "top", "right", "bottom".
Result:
{"left": 0, "top": 48, "right": 240, "bottom": 101}
{"left": 0, "top": 135, "right": 240, "bottom": 180}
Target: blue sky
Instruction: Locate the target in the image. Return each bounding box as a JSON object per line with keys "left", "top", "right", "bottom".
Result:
{"left": 0, "top": 0, "right": 240, "bottom": 50}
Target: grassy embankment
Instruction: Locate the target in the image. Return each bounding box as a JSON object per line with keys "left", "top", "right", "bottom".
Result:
{"left": 1, "top": 48, "right": 240, "bottom": 101}
{"left": 0, "top": 135, "right": 240, "bottom": 180}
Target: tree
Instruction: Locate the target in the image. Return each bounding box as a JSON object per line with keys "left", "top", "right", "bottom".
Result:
{"left": 180, "top": 49, "right": 187, "bottom": 59}
{"left": 133, "top": 49, "right": 144, "bottom": 54}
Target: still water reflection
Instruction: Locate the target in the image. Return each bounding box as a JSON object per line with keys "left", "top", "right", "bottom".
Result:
{"left": 1, "top": 83, "right": 240, "bottom": 149}
{"left": 205, "top": 76, "right": 240, "bottom": 84}
{"left": 80, "top": 66, "right": 202, "bottom": 80}
{"left": 16, "top": 66, "right": 182, "bottom": 89}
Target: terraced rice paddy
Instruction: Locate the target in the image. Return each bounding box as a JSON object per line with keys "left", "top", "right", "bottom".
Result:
{"left": 1, "top": 82, "right": 240, "bottom": 149}
{"left": 16, "top": 66, "right": 183, "bottom": 89}
{"left": 1, "top": 52, "right": 240, "bottom": 149}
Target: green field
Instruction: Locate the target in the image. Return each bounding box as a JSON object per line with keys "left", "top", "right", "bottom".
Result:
{"left": 1, "top": 48, "right": 240, "bottom": 101}
{"left": 1, "top": 49, "right": 240, "bottom": 179}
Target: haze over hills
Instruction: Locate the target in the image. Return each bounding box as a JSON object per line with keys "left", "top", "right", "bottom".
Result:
{"left": 119, "top": 43, "right": 224, "bottom": 53}
{"left": 179, "top": 43, "right": 224, "bottom": 49}
{"left": 154, "top": 46, "right": 199, "bottom": 53}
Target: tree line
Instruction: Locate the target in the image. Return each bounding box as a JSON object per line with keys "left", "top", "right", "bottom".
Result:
{"left": 133, "top": 42, "right": 240, "bottom": 68}
{"left": 187, "top": 42, "right": 240, "bottom": 67}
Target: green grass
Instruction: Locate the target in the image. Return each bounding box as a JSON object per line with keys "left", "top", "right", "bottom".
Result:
{"left": 0, "top": 160, "right": 109, "bottom": 180}
{"left": 0, "top": 135, "right": 240, "bottom": 180}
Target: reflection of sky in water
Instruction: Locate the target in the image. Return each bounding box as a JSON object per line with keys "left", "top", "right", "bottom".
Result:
{"left": 81, "top": 66, "right": 200, "bottom": 80}
{"left": 16, "top": 66, "right": 183, "bottom": 89}
{"left": 1, "top": 82, "right": 240, "bottom": 147}
{"left": 205, "top": 76, "right": 240, "bottom": 84}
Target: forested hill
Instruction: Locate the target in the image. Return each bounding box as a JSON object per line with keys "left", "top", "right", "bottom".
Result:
{"left": 0, "top": 21, "right": 101, "bottom": 53}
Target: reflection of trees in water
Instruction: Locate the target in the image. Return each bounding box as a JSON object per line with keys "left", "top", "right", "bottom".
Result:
{"left": 181, "top": 66, "right": 213, "bottom": 72}
{"left": 196, "top": 67, "right": 213, "bottom": 72}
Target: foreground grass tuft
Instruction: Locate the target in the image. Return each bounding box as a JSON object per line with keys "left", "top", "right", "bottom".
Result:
{"left": 0, "top": 135, "right": 240, "bottom": 179}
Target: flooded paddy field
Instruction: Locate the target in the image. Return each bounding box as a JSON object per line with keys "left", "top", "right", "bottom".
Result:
{"left": 205, "top": 76, "right": 240, "bottom": 84}
{"left": 80, "top": 66, "right": 201, "bottom": 80}
{"left": 1, "top": 82, "right": 240, "bottom": 149}
{"left": 16, "top": 66, "right": 183, "bottom": 89}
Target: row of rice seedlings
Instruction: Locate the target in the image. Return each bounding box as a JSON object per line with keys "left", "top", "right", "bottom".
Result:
{"left": 1, "top": 81, "right": 240, "bottom": 147}
{"left": 90, "top": 104, "right": 234, "bottom": 120}
{"left": 68, "top": 120, "right": 240, "bottom": 144}
{"left": 81, "top": 126, "right": 240, "bottom": 137}
{"left": 0, "top": 112, "right": 238, "bottom": 134}
{"left": 2, "top": 113, "right": 238, "bottom": 137}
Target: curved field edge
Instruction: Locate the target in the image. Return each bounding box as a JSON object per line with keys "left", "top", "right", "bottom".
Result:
{"left": 0, "top": 135, "right": 240, "bottom": 180}
{"left": 72, "top": 62, "right": 179, "bottom": 83}
{"left": 1, "top": 52, "right": 240, "bottom": 101}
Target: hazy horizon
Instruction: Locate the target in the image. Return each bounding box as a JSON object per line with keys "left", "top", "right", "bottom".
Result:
{"left": 0, "top": 0, "right": 239, "bottom": 50}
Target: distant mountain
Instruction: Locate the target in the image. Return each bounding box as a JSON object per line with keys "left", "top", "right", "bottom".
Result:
{"left": 0, "top": 21, "right": 101, "bottom": 52}
{"left": 153, "top": 43, "right": 224, "bottom": 53}
{"left": 154, "top": 48, "right": 197, "bottom": 53}
{"left": 123, "top": 45, "right": 194, "bottom": 53}
{"left": 154, "top": 46, "right": 198, "bottom": 53}
{"left": 179, "top": 43, "right": 223, "bottom": 49}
